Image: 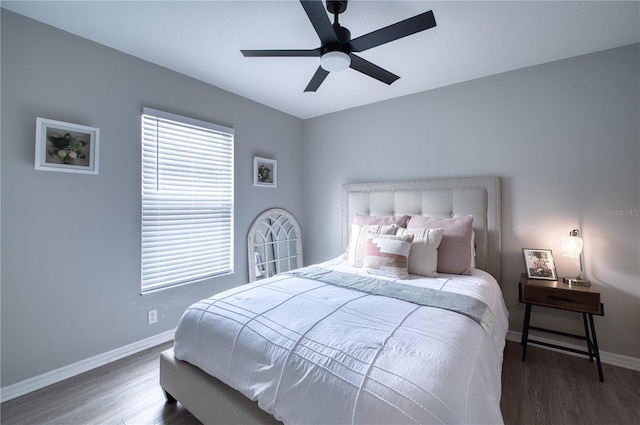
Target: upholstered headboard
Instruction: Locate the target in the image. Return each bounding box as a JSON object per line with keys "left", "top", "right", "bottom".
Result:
{"left": 342, "top": 177, "right": 502, "bottom": 284}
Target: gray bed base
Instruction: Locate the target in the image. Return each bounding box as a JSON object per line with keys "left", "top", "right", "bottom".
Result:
{"left": 160, "top": 348, "right": 280, "bottom": 424}
{"left": 160, "top": 176, "right": 502, "bottom": 424}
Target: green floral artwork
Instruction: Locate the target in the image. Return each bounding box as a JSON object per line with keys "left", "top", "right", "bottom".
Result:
{"left": 47, "top": 132, "right": 88, "bottom": 165}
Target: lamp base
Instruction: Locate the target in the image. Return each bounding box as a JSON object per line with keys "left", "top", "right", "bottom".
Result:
{"left": 563, "top": 276, "right": 591, "bottom": 286}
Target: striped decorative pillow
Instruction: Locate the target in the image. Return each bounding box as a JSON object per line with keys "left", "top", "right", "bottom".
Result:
{"left": 363, "top": 233, "right": 414, "bottom": 279}
{"left": 396, "top": 227, "right": 444, "bottom": 277}
{"left": 346, "top": 224, "right": 398, "bottom": 267}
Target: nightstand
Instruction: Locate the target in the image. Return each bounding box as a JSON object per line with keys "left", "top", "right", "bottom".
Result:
{"left": 519, "top": 273, "right": 604, "bottom": 382}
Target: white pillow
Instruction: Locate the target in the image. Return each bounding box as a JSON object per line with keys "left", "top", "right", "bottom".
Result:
{"left": 363, "top": 233, "right": 414, "bottom": 279}
{"left": 346, "top": 223, "right": 397, "bottom": 267}
{"left": 396, "top": 227, "right": 444, "bottom": 277}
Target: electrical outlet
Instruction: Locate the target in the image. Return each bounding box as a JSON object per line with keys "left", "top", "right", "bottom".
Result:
{"left": 148, "top": 309, "right": 158, "bottom": 325}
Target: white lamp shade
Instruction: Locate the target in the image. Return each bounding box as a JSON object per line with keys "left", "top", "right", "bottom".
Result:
{"left": 562, "top": 235, "right": 583, "bottom": 258}
{"left": 320, "top": 51, "right": 351, "bottom": 72}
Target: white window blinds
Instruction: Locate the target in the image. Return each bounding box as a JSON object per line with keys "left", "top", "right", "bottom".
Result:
{"left": 141, "top": 108, "right": 234, "bottom": 293}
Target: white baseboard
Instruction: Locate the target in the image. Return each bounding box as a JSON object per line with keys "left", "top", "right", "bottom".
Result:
{"left": 506, "top": 330, "right": 640, "bottom": 372}
{"left": 0, "top": 329, "right": 175, "bottom": 403}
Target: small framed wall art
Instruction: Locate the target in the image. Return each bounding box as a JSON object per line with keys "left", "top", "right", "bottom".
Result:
{"left": 253, "top": 156, "right": 277, "bottom": 188}
{"left": 35, "top": 117, "right": 100, "bottom": 175}
{"left": 522, "top": 248, "right": 558, "bottom": 280}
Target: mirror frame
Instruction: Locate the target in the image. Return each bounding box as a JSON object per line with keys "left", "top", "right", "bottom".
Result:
{"left": 247, "top": 208, "right": 302, "bottom": 282}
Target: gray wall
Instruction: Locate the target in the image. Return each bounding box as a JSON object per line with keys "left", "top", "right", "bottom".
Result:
{"left": 1, "top": 10, "right": 304, "bottom": 387}
{"left": 302, "top": 43, "right": 640, "bottom": 359}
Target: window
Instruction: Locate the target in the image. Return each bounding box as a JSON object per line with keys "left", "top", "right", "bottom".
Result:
{"left": 141, "top": 108, "right": 234, "bottom": 293}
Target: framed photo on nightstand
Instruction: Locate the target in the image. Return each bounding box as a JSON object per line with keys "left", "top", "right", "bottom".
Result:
{"left": 522, "top": 248, "right": 557, "bottom": 280}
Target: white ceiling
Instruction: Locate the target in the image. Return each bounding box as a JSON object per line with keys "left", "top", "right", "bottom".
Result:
{"left": 3, "top": 1, "right": 639, "bottom": 119}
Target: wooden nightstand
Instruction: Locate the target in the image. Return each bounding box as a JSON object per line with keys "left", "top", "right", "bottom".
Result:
{"left": 519, "top": 273, "right": 604, "bottom": 382}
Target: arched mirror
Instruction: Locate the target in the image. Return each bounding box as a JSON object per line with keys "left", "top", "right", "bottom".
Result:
{"left": 248, "top": 208, "right": 303, "bottom": 282}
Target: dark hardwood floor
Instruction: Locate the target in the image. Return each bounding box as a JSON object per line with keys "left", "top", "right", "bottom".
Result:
{"left": 0, "top": 341, "right": 197, "bottom": 425}
{"left": 2, "top": 340, "right": 639, "bottom": 424}
{"left": 501, "top": 340, "right": 640, "bottom": 425}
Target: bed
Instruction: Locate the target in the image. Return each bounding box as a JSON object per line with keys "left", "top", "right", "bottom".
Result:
{"left": 160, "top": 176, "right": 506, "bottom": 425}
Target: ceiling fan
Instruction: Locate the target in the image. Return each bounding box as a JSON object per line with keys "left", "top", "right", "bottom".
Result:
{"left": 241, "top": 0, "right": 437, "bottom": 92}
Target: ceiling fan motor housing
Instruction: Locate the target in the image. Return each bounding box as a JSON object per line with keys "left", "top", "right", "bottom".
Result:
{"left": 322, "top": 25, "right": 351, "bottom": 55}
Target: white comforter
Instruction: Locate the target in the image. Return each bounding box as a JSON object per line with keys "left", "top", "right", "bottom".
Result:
{"left": 173, "top": 258, "right": 509, "bottom": 425}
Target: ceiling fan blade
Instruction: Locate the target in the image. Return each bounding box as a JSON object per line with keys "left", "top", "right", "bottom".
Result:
{"left": 304, "top": 66, "right": 330, "bottom": 92}
{"left": 349, "top": 54, "right": 399, "bottom": 85}
{"left": 300, "top": 0, "right": 339, "bottom": 45}
{"left": 350, "top": 10, "right": 436, "bottom": 52}
{"left": 241, "top": 49, "right": 321, "bottom": 57}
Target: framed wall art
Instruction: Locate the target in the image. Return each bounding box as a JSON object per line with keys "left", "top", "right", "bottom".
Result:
{"left": 522, "top": 248, "right": 558, "bottom": 280}
{"left": 253, "top": 156, "right": 276, "bottom": 188}
{"left": 35, "top": 117, "right": 100, "bottom": 175}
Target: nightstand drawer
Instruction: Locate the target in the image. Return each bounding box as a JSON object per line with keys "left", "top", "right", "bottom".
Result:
{"left": 522, "top": 284, "right": 601, "bottom": 314}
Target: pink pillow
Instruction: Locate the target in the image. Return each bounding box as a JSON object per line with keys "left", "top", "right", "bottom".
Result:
{"left": 407, "top": 215, "right": 473, "bottom": 275}
{"left": 353, "top": 213, "right": 409, "bottom": 227}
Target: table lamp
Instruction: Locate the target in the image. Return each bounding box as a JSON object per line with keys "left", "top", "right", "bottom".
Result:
{"left": 562, "top": 229, "right": 591, "bottom": 286}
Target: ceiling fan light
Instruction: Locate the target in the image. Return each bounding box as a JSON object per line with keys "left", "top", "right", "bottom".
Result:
{"left": 320, "top": 51, "right": 351, "bottom": 72}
